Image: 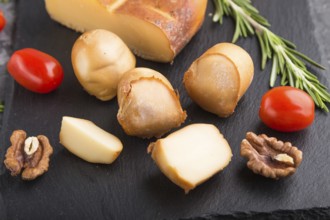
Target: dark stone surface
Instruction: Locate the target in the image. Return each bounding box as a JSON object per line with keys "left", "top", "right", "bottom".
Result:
{"left": 309, "top": 0, "right": 330, "bottom": 69}
{"left": 185, "top": 207, "right": 330, "bottom": 220}
{"left": 0, "top": 0, "right": 330, "bottom": 219}
{"left": 0, "top": 1, "right": 15, "bottom": 131}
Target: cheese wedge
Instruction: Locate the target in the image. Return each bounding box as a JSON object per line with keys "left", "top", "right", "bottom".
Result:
{"left": 59, "top": 116, "right": 123, "bottom": 164}
{"left": 148, "top": 124, "right": 232, "bottom": 193}
{"left": 45, "top": 0, "right": 208, "bottom": 62}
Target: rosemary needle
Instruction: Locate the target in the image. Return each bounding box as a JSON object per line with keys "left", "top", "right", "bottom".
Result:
{"left": 213, "top": 0, "right": 330, "bottom": 112}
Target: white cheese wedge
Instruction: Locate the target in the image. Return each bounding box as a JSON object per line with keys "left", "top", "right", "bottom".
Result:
{"left": 45, "top": 0, "right": 207, "bottom": 62}
{"left": 60, "top": 116, "right": 123, "bottom": 164}
{"left": 148, "top": 124, "right": 233, "bottom": 193}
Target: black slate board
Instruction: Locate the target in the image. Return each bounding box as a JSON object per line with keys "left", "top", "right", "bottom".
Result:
{"left": 1, "top": 0, "right": 330, "bottom": 219}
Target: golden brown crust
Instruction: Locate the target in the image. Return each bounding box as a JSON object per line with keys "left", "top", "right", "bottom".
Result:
{"left": 99, "top": 0, "right": 208, "bottom": 58}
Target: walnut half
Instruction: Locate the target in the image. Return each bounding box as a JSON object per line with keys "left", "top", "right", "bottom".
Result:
{"left": 4, "top": 130, "right": 53, "bottom": 180}
{"left": 240, "top": 132, "right": 303, "bottom": 179}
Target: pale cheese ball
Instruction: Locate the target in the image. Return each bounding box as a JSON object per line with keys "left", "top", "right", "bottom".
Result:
{"left": 72, "top": 29, "right": 136, "bottom": 101}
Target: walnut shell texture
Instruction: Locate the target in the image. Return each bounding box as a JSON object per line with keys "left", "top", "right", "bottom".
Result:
{"left": 240, "top": 132, "right": 303, "bottom": 179}
{"left": 4, "top": 130, "right": 53, "bottom": 181}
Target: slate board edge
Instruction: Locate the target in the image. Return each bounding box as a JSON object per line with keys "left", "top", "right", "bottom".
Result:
{"left": 184, "top": 207, "right": 330, "bottom": 220}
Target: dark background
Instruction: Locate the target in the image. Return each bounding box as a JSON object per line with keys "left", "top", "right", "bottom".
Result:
{"left": 1, "top": 0, "right": 330, "bottom": 219}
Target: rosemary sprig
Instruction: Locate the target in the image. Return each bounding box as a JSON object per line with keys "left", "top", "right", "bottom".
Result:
{"left": 213, "top": 0, "right": 330, "bottom": 112}
{"left": 0, "top": 103, "right": 4, "bottom": 113}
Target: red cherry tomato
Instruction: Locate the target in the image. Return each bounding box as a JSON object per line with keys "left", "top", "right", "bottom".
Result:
{"left": 0, "top": 10, "right": 6, "bottom": 32}
{"left": 259, "top": 86, "right": 315, "bottom": 132}
{"left": 7, "top": 48, "right": 64, "bottom": 93}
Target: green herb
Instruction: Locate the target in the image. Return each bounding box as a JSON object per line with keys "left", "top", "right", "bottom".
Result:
{"left": 0, "top": 103, "right": 4, "bottom": 113}
{"left": 0, "top": 0, "right": 9, "bottom": 3}
{"left": 213, "top": 0, "right": 330, "bottom": 112}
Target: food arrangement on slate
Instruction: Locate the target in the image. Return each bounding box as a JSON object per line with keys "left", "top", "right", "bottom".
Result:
{"left": 0, "top": 0, "right": 330, "bottom": 219}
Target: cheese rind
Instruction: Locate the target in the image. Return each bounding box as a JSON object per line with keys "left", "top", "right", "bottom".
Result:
{"left": 71, "top": 29, "right": 136, "bottom": 101}
{"left": 45, "top": 0, "right": 208, "bottom": 62}
{"left": 117, "top": 68, "right": 187, "bottom": 138}
{"left": 184, "top": 43, "right": 254, "bottom": 117}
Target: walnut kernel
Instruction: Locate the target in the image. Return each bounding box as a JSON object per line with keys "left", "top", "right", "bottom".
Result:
{"left": 4, "top": 130, "right": 53, "bottom": 180}
{"left": 240, "top": 132, "right": 303, "bottom": 179}
{"left": 273, "top": 154, "right": 294, "bottom": 166}
{"left": 24, "top": 136, "right": 39, "bottom": 156}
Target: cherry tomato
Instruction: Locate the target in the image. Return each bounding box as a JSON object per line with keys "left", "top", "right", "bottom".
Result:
{"left": 7, "top": 48, "right": 64, "bottom": 93}
{"left": 0, "top": 10, "right": 6, "bottom": 32}
{"left": 259, "top": 86, "right": 315, "bottom": 132}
